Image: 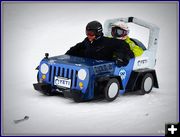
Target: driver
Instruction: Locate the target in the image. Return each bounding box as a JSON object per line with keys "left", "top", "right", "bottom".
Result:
{"left": 66, "top": 21, "right": 134, "bottom": 66}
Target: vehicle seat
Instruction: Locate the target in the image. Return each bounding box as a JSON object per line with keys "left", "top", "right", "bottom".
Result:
{"left": 130, "top": 38, "right": 146, "bottom": 50}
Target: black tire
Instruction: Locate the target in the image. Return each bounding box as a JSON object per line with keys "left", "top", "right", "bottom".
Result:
{"left": 138, "top": 73, "right": 154, "bottom": 95}
{"left": 37, "top": 72, "right": 40, "bottom": 82}
{"left": 104, "top": 78, "right": 120, "bottom": 101}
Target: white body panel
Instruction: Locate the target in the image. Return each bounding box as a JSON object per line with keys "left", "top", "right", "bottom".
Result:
{"left": 133, "top": 50, "right": 155, "bottom": 70}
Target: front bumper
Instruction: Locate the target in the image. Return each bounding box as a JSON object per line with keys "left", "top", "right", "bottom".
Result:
{"left": 33, "top": 83, "right": 54, "bottom": 95}
{"left": 33, "top": 83, "right": 83, "bottom": 102}
{"left": 63, "top": 89, "right": 83, "bottom": 102}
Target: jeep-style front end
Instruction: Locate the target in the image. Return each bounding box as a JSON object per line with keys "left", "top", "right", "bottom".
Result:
{"left": 33, "top": 54, "right": 116, "bottom": 102}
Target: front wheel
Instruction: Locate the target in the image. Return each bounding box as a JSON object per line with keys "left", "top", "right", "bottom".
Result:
{"left": 37, "top": 72, "right": 40, "bottom": 82}
{"left": 104, "top": 78, "right": 120, "bottom": 101}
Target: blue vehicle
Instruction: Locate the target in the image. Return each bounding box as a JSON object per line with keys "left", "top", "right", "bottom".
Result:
{"left": 33, "top": 17, "right": 160, "bottom": 102}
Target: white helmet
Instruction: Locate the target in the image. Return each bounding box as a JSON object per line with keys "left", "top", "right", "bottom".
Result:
{"left": 118, "top": 21, "right": 129, "bottom": 31}
{"left": 111, "top": 21, "right": 129, "bottom": 39}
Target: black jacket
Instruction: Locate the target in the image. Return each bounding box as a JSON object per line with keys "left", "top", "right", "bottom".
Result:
{"left": 66, "top": 36, "right": 134, "bottom": 65}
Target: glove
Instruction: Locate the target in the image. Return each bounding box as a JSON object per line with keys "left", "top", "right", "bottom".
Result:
{"left": 115, "top": 57, "right": 129, "bottom": 67}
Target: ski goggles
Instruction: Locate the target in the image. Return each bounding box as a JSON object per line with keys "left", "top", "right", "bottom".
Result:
{"left": 111, "top": 26, "right": 129, "bottom": 37}
{"left": 86, "top": 30, "right": 95, "bottom": 37}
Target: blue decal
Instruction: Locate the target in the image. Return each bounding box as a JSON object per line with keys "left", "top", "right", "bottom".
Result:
{"left": 93, "top": 63, "right": 113, "bottom": 74}
{"left": 119, "top": 69, "right": 127, "bottom": 80}
{"left": 114, "top": 58, "right": 135, "bottom": 95}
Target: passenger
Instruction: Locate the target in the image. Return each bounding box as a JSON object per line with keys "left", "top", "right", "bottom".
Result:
{"left": 66, "top": 21, "right": 134, "bottom": 66}
{"left": 111, "top": 22, "right": 143, "bottom": 57}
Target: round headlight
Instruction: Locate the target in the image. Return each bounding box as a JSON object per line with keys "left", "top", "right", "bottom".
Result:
{"left": 78, "top": 69, "right": 87, "bottom": 80}
{"left": 40, "top": 63, "right": 49, "bottom": 74}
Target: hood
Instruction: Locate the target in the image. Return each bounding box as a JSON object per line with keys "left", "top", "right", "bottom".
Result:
{"left": 45, "top": 55, "right": 114, "bottom": 67}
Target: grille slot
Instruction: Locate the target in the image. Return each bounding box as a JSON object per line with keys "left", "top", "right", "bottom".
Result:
{"left": 58, "top": 67, "right": 60, "bottom": 76}
{"left": 48, "top": 66, "right": 52, "bottom": 82}
{"left": 74, "top": 70, "right": 78, "bottom": 87}
{"left": 62, "top": 68, "right": 65, "bottom": 77}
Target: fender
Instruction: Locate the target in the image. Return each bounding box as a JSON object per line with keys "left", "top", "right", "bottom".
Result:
{"left": 96, "top": 75, "right": 123, "bottom": 90}
{"left": 126, "top": 69, "right": 159, "bottom": 91}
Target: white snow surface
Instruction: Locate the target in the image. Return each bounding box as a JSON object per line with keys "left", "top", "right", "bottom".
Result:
{"left": 2, "top": 2, "right": 179, "bottom": 136}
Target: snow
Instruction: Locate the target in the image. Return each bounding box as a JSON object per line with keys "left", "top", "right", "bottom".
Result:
{"left": 2, "top": 2, "right": 178, "bottom": 136}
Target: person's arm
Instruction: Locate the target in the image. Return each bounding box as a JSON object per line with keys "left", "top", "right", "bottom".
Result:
{"left": 113, "top": 40, "right": 134, "bottom": 66}
{"left": 65, "top": 40, "right": 86, "bottom": 57}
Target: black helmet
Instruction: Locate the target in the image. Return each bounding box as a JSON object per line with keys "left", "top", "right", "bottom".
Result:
{"left": 86, "top": 21, "right": 103, "bottom": 38}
